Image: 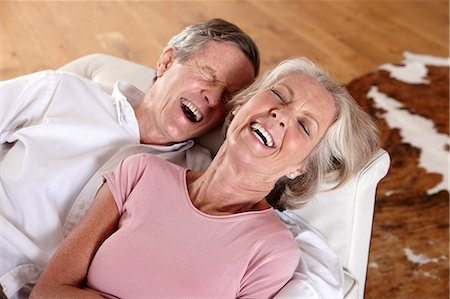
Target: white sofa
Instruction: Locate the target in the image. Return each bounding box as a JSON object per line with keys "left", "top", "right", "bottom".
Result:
{"left": 60, "top": 54, "right": 390, "bottom": 299}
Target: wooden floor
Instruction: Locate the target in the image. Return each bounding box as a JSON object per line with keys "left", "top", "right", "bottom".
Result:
{"left": 1, "top": 1, "right": 449, "bottom": 298}
{"left": 1, "top": 1, "right": 448, "bottom": 83}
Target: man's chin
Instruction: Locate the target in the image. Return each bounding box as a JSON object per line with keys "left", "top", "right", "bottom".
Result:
{"left": 166, "top": 127, "right": 199, "bottom": 143}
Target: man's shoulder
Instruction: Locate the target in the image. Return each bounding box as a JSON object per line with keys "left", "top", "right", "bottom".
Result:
{"left": 56, "top": 70, "right": 103, "bottom": 89}
{"left": 1, "top": 70, "right": 58, "bottom": 86}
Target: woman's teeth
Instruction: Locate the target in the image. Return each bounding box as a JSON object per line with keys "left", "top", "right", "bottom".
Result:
{"left": 251, "top": 123, "right": 274, "bottom": 147}
{"left": 181, "top": 98, "right": 203, "bottom": 122}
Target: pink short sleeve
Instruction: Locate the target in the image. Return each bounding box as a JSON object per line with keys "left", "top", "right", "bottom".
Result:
{"left": 102, "top": 154, "right": 147, "bottom": 214}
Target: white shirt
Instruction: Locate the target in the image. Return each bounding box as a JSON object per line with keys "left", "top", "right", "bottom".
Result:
{"left": 274, "top": 211, "right": 344, "bottom": 299}
{"left": 0, "top": 71, "right": 211, "bottom": 298}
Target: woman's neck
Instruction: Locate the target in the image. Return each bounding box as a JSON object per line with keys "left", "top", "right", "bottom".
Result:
{"left": 187, "top": 144, "right": 274, "bottom": 216}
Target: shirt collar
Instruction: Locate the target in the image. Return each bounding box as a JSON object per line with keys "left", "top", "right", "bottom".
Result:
{"left": 111, "top": 81, "right": 143, "bottom": 126}
{"left": 115, "top": 81, "right": 145, "bottom": 107}
{"left": 144, "top": 139, "right": 194, "bottom": 152}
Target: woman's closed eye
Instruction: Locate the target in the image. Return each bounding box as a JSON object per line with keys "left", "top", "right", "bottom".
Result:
{"left": 271, "top": 88, "right": 309, "bottom": 136}
{"left": 299, "top": 120, "right": 310, "bottom": 136}
{"left": 270, "top": 88, "right": 286, "bottom": 104}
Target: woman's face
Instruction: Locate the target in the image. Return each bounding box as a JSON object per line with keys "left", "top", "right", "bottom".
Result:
{"left": 226, "top": 73, "right": 336, "bottom": 179}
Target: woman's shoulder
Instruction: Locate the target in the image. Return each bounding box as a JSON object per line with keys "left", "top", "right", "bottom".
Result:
{"left": 258, "top": 212, "right": 300, "bottom": 252}
{"left": 124, "top": 153, "right": 181, "bottom": 167}
{"left": 123, "top": 153, "right": 186, "bottom": 177}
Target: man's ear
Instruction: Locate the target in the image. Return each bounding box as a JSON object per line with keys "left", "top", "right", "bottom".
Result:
{"left": 156, "top": 47, "right": 175, "bottom": 78}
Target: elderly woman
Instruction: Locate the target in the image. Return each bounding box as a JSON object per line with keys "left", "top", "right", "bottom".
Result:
{"left": 31, "top": 58, "right": 378, "bottom": 298}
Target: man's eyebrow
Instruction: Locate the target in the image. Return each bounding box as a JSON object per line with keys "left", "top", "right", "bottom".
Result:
{"left": 200, "top": 65, "right": 217, "bottom": 80}
{"left": 201, "top": 64, "right": 231, "bottom": 91}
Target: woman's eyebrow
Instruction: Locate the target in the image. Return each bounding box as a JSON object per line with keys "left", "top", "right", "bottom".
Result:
{"left": 277, "top": 83, "right": 294, "bottom": 99}
{"left": 278, "top": 83, "right": 322, "bottom": 132}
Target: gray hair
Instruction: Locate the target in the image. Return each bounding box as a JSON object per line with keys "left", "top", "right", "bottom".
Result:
{"left": 224, "top": 57, "right": 380, "bottom": 210}
{"left": 154, "top": 18, "right": 259, "bottom": 82}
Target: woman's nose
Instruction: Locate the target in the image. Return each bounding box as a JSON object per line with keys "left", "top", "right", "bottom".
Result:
{"left": 271, "top": 110, "right": 286, "bottom": 128}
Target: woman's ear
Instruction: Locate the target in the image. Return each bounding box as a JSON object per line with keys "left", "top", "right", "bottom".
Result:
{"left": 156, "top": 47, "right": 175, "bottom": 78}
{"left": 231, "top": 105, "right": 242, "bottom": 116}
{"left": 286, "top": 165, "right": 306, "bottom": 180}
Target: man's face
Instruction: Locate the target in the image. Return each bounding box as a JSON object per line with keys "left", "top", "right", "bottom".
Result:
{"left": 146, "top": 41, "right": 255, "bottom": 145}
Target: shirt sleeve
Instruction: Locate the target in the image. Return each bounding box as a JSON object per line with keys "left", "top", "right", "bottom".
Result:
{"left": 0, "top": 71, "right": 58, "bottom": 143}
{"left": 102, "top": 154, "right": 147, "bottom": 214}
{"left": 238, "top": 248, "right": 300, "bottom": 299}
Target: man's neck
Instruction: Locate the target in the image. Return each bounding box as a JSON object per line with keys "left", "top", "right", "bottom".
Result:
{"left": 133, "top": 101, "right": 177, "bottom": 146}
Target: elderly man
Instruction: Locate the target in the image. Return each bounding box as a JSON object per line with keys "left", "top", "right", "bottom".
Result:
{"left": 0, "top": 18, "right": 259, "bottom": 298}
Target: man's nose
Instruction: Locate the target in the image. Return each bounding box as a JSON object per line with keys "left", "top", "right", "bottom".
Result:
{"left": 202, "top": 88, "right": 223, "bottom": 108}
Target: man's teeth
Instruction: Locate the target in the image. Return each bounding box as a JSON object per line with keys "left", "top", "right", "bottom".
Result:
{"left": 181, "top": 98, "right": 203, "bottom": 122}
{"left": 251, "top": 123, "right": 274, "bottom": 147}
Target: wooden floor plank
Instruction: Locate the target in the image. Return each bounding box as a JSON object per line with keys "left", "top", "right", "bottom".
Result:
{"left": 1, "top": 1, "right": 448, "bottom": 81}
{"left": 362, "top": 1, "right": 449, "bottom": 51}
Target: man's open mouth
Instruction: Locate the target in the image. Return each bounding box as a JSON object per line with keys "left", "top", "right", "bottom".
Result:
{"left": 251, "top": 122, "right": 274, "bottom": 147}
{"left": 181, "top": 98, "right": 203, "bottom": 123}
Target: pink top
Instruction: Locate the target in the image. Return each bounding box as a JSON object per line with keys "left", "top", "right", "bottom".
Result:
{"left": 86, "top": 154, "right": 300, "bottom": 298}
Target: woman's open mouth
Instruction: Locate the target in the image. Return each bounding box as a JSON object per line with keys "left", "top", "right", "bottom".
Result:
{"left": 251, "top": 122, "right": 274, "bottom": 147}
{"left": 181, "top": 98, "right": 203, "bottom": 123}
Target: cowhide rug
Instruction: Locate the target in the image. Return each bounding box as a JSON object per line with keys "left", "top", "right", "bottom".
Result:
{"left": 346, "top": 52, "right": 449, "bottom": 299}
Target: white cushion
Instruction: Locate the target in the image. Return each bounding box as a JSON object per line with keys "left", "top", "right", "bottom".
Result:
{"left": 59, "top": 53, "right": 155, "bottom": 94}
{"left": 291, "top": 149, "right": 390, "bottom": 298}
